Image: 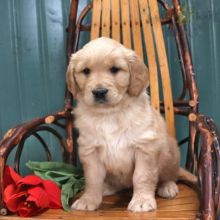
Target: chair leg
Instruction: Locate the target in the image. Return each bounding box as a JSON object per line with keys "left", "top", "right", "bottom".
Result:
{"left": 65, "top": 112, "right": 77, "bottom": 166}
{"left": 0, "top": 156, "right": 7, "bottom": 216}
{"left": 186, "top": 122, "right": 198, "bottom": 173}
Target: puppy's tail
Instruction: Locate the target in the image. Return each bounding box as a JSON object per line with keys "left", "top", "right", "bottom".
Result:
{"left": 178, "top": 167, "right": 197, "bottom": 184}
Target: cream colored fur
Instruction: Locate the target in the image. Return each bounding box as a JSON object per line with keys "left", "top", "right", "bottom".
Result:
{"left": 67, "top": 37, "right": 182, "bottom": 212}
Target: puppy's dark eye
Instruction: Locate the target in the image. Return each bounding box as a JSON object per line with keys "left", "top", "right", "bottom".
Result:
{"left": 82, "top": 68, "right": 90, "bottom": 75}
{"left": 110, "top": 66, "right": 120, "bottom": 74}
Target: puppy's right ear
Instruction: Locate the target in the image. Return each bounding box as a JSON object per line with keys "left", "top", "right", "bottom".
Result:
{"left": 126, "top": 50, "right": 149, "bottom": 97}
{"left": 66, "top": 55, "right": 77, "bottom": 98}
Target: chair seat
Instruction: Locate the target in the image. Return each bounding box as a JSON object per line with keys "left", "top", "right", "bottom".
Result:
{"left": 0, "top": 184, "right": 199, "bottom": 220}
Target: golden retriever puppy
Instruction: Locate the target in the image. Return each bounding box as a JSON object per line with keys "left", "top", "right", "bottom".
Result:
{"left": 66, "top": 37, "right": 194, "bottom": 212}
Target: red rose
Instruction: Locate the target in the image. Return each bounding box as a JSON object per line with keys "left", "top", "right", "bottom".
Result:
{"left": 3, "top": 166, "right": 62, "bottom": 217}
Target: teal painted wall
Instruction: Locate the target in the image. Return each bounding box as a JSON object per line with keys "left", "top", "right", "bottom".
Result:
{"left": 0, "top": 0, "right": 68, "bottom": 131}
{"left": 0, "top": 0, "right": 88, "bottom": 174}
{"left": 186, "top": 0, "right": 220, "bottom": 126}
{"left": 164, "top": 0, "right": 220, "bottom": 164}
{"left": 0, "top": 0, "right": 220, "bottom": 171}
{"left": 168, "top": 0, "right": 220, "bottom": 126}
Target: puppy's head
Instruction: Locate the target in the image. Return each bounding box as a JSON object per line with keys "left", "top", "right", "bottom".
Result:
{"left": 66, "top": 37, "right": 149, "bottom": 107}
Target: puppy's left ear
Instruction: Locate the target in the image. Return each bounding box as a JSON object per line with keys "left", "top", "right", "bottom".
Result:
{"left": 127, "top": 51, "right": 149, "bottom": 96}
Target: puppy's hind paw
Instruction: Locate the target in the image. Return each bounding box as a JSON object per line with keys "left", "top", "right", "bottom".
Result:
{"left": 71, "top": 196, "right": 101, "bottom": 211}
{"left": 157, "top": 181, "right": 179, "bottom": 199}
{"left": 103, "top": 182, "right": 119, "bottom": 196}
{"left": 128, "top": 195, "right": 157, "bottom": 212}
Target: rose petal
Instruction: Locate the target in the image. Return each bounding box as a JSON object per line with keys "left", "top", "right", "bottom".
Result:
{"left": 3, "top": 166, "right": 61, "bottom": 216}
{"left": 27, "top": 186, "right": 50, "bottom": 208}
{"left": 3, "top": 184, "right": 26, "bottom": 212}
{"left": 4, "top": 184, "right": 25, "bottom": 202}
{"left": 43, "top": 180, "right": 62, "bottom": 208}
{"left": 17, "top": 202, "right": 45, "bottom": 217}
{"left": 16, "top": 175, "right": 43, "bottom": 189}
{"left": 4, "top": 166, "right": 22, "bottom": 186}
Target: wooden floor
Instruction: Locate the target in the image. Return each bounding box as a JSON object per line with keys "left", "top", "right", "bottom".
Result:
{"left": 0, "top": 184, "right": 199, "bottom": 220}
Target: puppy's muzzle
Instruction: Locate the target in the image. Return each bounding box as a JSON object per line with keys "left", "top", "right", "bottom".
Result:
{"left": 92, "top": 88, "right": 108, "bottom": 103}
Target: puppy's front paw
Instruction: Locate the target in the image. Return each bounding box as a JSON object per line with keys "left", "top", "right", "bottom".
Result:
{"left": 128, "top": 195, "right": 157, "bottom": 212}
{"left": 71, "top": 196, "right": 101, "bottom": 211}
{"left": 157, "top": 181, "right": 179, "bottom": 199}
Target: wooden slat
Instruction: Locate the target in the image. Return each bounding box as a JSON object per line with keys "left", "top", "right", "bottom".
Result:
{"left": 120, "top": 0, "right": 131, "bottom": 49}
{"left": 101, "top": 0, "right": 111, "bottom": 37}
{"left": 91, "top": 0, "right": 101, "bottom": 40}
{"left": 1, "top": 184, "right": 198, "bottom": 219}
{"left": 148, "top": 0, "right": 176, "bottom": 137}
{"left": 129, "top": 0, "right": 143, "bottom": 58}
{"left": 111, "top": 0, "right": 120, "bottom": 42}
{"left": 139, "top": 0, "right": 160, "bottom": 111}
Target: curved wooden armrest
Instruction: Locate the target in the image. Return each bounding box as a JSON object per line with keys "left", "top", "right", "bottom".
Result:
{"left": 195, "top": 114, "right": 220, "bottom": 219}
{"left": 0, "top": 110, "right": 72, "bottom": 162}
{"left": 0, "top": 110, "right": 74, "bottom": 215}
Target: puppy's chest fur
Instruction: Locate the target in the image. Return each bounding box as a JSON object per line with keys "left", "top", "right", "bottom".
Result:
{"left": 76, "top": 108, "right": 148, "bottom": 175}
{"left": 95, "top": 115, "right": 135, "bottom": 173}
{"left": 75, "top": 97, "right": 156, "bottom": 178}
{"left": 82, "top": 112, "right": 136, "bottom": 173}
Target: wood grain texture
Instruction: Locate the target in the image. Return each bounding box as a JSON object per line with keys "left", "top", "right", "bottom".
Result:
{"left": 0, "top": 184, "right": 199, "bottom": 220}
{"left": 101, "top": 0, "right": 111, "bottom": 37}
{"left": 148, "top": 0, "right": 176, "bottom": 137}
{"left": 120, "top": 0, "right": 131, "bottom": 48}
{"left": 91, "top": 0, "right": 101, "bottom": 39}
{"left": 111, "top": 0, "right": 120, "bottom": 42}
{"left": 129, "top": 0, "right": 143, "bottom": 58}
{"left": 139, "top": 0, "right": 160, "bottom": 111}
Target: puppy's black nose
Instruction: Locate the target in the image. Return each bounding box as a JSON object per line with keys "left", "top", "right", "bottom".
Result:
{"left": 92, "top": 88, "right": 108, "bottom": 102}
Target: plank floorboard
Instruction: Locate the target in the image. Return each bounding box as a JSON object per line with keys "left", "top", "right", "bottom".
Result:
{"left": 0, "top": 184, "right": 199, "bottom": 220}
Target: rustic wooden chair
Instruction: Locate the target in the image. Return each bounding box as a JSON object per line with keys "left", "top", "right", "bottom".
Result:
{"left": 0, "top": 0, "right": 219, "bottom": 219}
